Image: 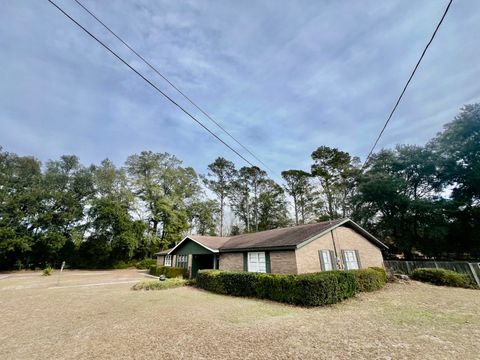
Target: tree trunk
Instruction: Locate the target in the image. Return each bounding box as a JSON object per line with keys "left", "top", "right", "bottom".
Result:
{"left": 220, "top": 194, "right": 224, "bottom": 236}
{"left": 293, "top": 196, "right": 298, "bottom": 225}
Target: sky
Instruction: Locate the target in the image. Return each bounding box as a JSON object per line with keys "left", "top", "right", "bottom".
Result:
{"left": 1, "top": 0, "right": 479, "bottom": 182}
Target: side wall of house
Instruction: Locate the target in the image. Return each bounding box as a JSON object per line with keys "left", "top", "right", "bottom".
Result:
{"left": 156, "top": 255, "right": 165, "bottom": 267}
{"left": 219, "top": 252, "right": 244, "bottom": 271}
{"left": 295, "top": 226, "right": 384, "bottom": 274}
{"left": 270, "top": 251, "right": 298, "bottom": 274}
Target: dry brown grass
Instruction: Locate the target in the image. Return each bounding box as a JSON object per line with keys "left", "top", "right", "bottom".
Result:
{"left": 0, "top": 269, "right": 479, "bottom": 360}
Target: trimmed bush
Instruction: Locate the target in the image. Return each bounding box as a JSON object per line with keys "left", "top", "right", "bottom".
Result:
{"left": 131, "top": 278, "right": 186, "bottom": 291}
{"left": 411, "top": 268, "right": 474, "bottom": 288}
{"left": 196, "top": 269, "right": 359, "bottom": 306}
{"left": 149, "top": 265, "right": 187, "bottom": 278}
{"left": 351, "top": 267, "right": 388, "bottom": 292}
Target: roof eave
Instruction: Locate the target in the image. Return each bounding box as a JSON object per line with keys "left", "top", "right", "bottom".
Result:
{"left": 219, "top": 245, "right": 297, "bottom": 253}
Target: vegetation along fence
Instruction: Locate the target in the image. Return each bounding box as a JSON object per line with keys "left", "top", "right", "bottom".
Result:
{"left": 384, "top": 260, "right": 480, "bottom": 287}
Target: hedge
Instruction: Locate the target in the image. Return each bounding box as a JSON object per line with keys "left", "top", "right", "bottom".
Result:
{"left": 411, "top": 268, "right": 474, "bottom": 288}
{"left": 196, "top": 268, "right": 387, "bottom": 306}
{"left": 149, "top": 265, "right": 188, "bottom": 278}
{"left": 351, "top": 267, "right": 388, "bottom": 292}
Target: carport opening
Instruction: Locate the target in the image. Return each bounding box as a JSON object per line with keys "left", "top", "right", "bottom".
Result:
{"left": 191, "top": 254, "right": 217, "bottom": 278}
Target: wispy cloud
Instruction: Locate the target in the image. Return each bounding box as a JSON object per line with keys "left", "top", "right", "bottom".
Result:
{"left": 1, "top": 0, "right": 479, "bottom": 178}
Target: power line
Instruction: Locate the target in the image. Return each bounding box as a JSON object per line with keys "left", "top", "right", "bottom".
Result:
{"left": 46, "top": 0, "right": 259, "bottom": 169}
{"left": 363, "top": 0, "right": 453, "bottom": 168}
{"left": 72, "top": 0, "right": 274, "bottom": 174}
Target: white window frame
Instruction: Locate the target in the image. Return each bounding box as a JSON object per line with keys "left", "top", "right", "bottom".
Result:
{"left": 164, "top": 255, "right": 172, "bottom": 267}
{"left": 343, "top": 250, "right": 359, "bottom": 270}
{"left": 247, "top": 252, "right": 266, "bottom": 273}
{"left": 320, "top": 250, "right": 334, "bottom": 271}
{"left": 176, "top": 255, "right": 188, "bottom": 269}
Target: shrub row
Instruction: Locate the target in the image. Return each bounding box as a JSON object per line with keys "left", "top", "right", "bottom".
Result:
{"left": 149, "top": 265, "right": 188, "bottom": 278}
{"left": 196, "top": 267, "right": 387, "bottom": 306}
{"left": 411, "top": 268, "right": 475, "bottom": 288}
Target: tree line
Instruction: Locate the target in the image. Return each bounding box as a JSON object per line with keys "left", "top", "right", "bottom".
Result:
{"left": 1, "top": 104, "right": 478, "bottom": 269}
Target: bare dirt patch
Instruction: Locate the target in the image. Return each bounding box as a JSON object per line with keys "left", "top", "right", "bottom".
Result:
{"left": 0, "top": 270, "right": 478, "bottom": 359}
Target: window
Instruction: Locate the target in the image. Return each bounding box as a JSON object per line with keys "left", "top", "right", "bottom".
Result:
{"left": 176, "top": 255, "right": 188, "bottom": 269}
{"left": 164, "top": 255, "right": 172, "bottom": 267}
{"left": 319, "top": 250, "right": 334, "bottom": 271}
{"left": 247, "top": 252, "right": 266, "bottom": 273}
{"left": 342, "top": 250, "right": 360, "bottom": 270}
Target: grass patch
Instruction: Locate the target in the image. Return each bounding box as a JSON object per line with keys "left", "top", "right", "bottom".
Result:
{"left": 131, "top": 278, "right": 187, "bottom": 291}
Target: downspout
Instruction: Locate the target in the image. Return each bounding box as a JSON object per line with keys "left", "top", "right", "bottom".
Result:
{"left": 330, "top": 230, "right": 340, "bottom": 269}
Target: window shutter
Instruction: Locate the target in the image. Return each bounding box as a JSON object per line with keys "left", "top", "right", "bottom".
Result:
{"left": 329, "top": 250, "right": 337, "bottom": 270}
{"left": 265, "top": 252, "right": 271, "bottom": 273}
{"left": 318, "top": 250, "right": 325, "bottom": 271}
{"left": 355, "top": 250, "right": 362, "bottom": 269}
{"left": 341, "top": 250, "right": 347, "bottom": 270}
{"left": 243, "top": 253, "right": 248, "bottom": 271}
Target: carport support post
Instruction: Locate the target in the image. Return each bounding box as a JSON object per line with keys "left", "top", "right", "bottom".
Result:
{"left": 213, "top": 255, "right": 217, "bottom": 269}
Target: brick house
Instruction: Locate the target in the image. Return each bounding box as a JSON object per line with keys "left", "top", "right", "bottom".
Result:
{"left": 156, "top": 218, "right": 387, "bottom": 278}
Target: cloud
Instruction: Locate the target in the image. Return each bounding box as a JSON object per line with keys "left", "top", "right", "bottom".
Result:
{"left": 1, "top": 0, "right": 479, "bottom": 179}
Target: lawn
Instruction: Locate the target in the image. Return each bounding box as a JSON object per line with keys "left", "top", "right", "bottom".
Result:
{"left": 0, "top": 269, "right": 479, "bottom": 359}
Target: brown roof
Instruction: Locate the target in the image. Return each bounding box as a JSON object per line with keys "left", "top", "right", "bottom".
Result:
{"left": 220, "top": 219, "right": 346, "bottom": 251}
{"left": 188, "top": 235, "right": 231, "bottom": 250}
{"left": 167, "top": 218, "right": 386, "bottom": 255}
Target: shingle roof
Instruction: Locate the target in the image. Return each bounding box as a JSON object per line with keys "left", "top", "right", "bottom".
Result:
{"left": 188, "top": 235, "right": 231, "bottom": 251}
{"left": 220, "top": 219, "right": 346, "bottom": 251}
{"left": 166, "top": 218, "right": 387, "bottom": 255}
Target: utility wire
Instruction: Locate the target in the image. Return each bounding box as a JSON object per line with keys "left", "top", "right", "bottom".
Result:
{"left": 72, "top": 0, "right": 274, "bottom": 174}
{"left": 363, "top": 0, "right": 453, "bottom": 168}
{"left": 46, "top": 0, "right": 258, "bottom": 168}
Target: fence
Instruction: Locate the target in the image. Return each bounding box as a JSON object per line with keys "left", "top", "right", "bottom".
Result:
{"left": 384, "top": 260, "right": 480, "bottom": 287}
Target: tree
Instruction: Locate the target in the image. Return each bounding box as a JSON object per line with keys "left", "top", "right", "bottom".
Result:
{"left": 228, "top": 166, "right": 268, "bottom": 232}
{"left": 257, "top": 179, "right": 289, "bottom": 230}
{"left": 429, "top": 103, "right": 480, "bottom": 257}
{"left": 125, "top": 151, "right": 200, "bottom": 252}
{"left": 187, "top": 199, "right": 219, "bottom": 235}
{"left": 203, "top": 157, "right": 236, "bottom": 236}
{"left": 353, "top": 145, "right": 445, "bottom": 258}
{"left": 281, "top": 169, "right": 314, "bottom": 225}
{"left": 35, "top": 155, "right": 95, "bottom": 266}
{"left": 311, "top": 146, "right": 360, "bottom": 219}
{"left": 0, "top": 149, "right": 43, "bottom": 269}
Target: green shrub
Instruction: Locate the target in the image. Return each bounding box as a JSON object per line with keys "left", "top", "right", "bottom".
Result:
{"left": 351, "top": 267, "right": 388, "bottom": 292}
{"left": 131, "top": 278, "right": 186, "bottom": 291}
{"left": 149, "top": 265, "right": 188, "bottom": 279}
{"left": 196, "top": 269, "right": 358, "bottom": 306}
{"left": 411, "top": 268, "right": 474, "bottom": 288}
{"left": 112, "top": 261, "right": 131, "bottom": 269}
{"left": 196, "top": 270, "right": 226, "bottom": 293}
{"left": 135, "top": 258, "right": 156, "bottom": 269}
{"left": 43, "top": 266, "right": 53, "bottom": 276}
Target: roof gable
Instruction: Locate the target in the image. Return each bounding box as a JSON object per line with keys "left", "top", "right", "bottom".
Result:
{"left": 295, "top": 219, "right": 388, "bottom": 250}
{"left": 167, "top": 235, "right": 230, "bottom": 255}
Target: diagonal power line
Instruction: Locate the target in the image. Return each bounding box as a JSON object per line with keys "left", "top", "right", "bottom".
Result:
{"left": 363, "top": 0, "right": 453, "bottom": 168}
{"left": 73, "top": 0, "right": 274, "bottom": 174}
{"left": 46, "top": 0, "right": 262, "bottom": 169}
